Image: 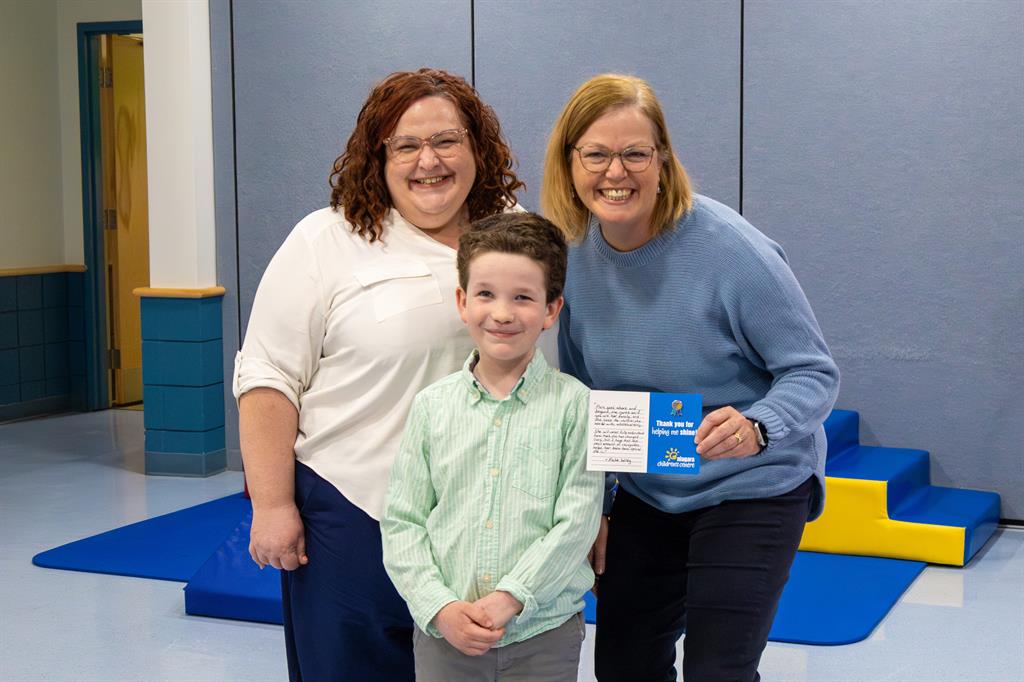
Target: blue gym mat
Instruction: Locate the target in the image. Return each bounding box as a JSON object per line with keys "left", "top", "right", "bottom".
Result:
{"left": 32, "top": 493, "right": 251, "bottom": 580}
{"left": 33, "top": 494, "right": 926, "bottom": 645}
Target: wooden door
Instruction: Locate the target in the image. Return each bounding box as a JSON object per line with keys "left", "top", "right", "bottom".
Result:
{"left": 100, "top": 34, "right": 149, "bottom": 405}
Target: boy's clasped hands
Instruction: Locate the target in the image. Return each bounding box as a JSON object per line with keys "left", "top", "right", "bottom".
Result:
{"left": 432, "top": 591, "right": 523, "bottom": 656}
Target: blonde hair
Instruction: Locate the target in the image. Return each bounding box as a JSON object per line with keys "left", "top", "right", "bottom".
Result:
{"left": 540, "top": 74, "right": 692, "bottom": 242}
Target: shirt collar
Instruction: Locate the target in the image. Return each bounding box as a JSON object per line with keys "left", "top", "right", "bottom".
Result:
{"left": 461, "top": 349, "right": 548, "bottom": 405}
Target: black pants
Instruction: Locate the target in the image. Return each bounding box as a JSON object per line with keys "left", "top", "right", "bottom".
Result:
{"left": 594, "top": 477, "right": 814, "bottom": 682}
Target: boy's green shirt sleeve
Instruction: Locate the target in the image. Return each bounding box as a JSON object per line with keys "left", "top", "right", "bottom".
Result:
{"left": 381, "top": 395, "right": 459, "bottom": 637}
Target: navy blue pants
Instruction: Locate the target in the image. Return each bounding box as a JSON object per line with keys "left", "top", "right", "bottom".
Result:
{"left": 594, "top": 477, "right": 814, "bottom": 682}
{"left": 282, "top": 462, "right": 414, "bottom": 682}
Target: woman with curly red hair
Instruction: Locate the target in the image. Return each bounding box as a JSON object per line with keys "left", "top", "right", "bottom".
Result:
{"left": 234, "top": 68, "right": 523, "bottom": 681}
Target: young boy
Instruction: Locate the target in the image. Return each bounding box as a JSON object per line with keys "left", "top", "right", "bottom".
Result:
{"left": 381, "top": 212, "right": 603, "bottom": 681}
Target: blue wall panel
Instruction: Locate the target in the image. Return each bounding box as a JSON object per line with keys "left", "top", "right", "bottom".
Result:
{"left": 744, "top": 0, "right": 1024, "bottom": 516}
{"left": 474, "top": 0, "right": 740, "bottom": 215}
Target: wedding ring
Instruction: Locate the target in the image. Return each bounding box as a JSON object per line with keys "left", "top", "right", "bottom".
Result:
{"left": 733, "top": 431, "right": 744, "bottom": 445}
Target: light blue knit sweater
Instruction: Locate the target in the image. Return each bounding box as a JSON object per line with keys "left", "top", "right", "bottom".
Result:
{"left": 558, "top": 195, "right": 840, "bottom": 519}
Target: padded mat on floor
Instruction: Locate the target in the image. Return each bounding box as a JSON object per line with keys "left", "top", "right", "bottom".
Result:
{"left": 767, "top": 551, "right": 925, "bottom": 644}
{"left": 32, "top": 493, "right": 250, "bottom": 581}
{"left": 33, "top": 495, "right": 926, "bottom": 645}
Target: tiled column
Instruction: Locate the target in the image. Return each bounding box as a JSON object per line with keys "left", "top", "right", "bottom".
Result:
{"left": 137, "top": 288, "right": 225, "bottom": 476}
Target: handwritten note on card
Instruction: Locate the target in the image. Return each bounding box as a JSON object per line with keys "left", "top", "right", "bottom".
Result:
{"left": 587, "top": 390, "right": 702, "bottom": 475}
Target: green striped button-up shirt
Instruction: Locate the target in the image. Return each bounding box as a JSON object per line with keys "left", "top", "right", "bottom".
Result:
{"left": 382, "top": 350, "right": 603, "bottom": 646}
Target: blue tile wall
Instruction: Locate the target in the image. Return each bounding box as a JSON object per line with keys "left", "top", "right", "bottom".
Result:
{"left": 16, "top": 276, "right": 42, "bottom": 309}
{"left": 139, "top": 294, "right": 226, "bottom": 476}
{"left": 146, "top": 426, "right": 226, "bottom": 454}
{"left": 17, "top": 310, "right": 44, "bottom": 346}
{"left": 45, "top": 342, "right": 69, "bottom": 379}
{"left": 145, "top": 449, "right": 227, "bottom": 477}
{"left": 21, "top": 380, "right": 45, "bottom": 402}
{"left": 42, "top": 274, "right": 67, "bottom": 308}
{"left": 0, "top": 383, "right": 19, "bottom": 406}
{"left": 142, "top": 339, "right": 222, "bottom": 387}
{"left": 141, "top": 297, "right": 222, "bottom": 342}
{"left": 0, "top": 312, "right": 17, "bottom": 349}
{"left": 67, "top": 306, "right": 84, "bottom": 341}
{"left": 67, "top": 272, "right": 85, "bottom": 308}
{"left": 18, "top": 345, "right": 44, "bottom": 382}
{"left": 43, "top": 307, "right": 68, "bottom": 343}
{"left": 143, "top": 383, "right": 225, "bottom": 432}
{"left": 0, "top": 348, "right": 17, "bottom": 385}
{"left": 0, "top": 278, "right": 16, "bottom": 312}
{"left": 68, "top": 341, "right": 86, "bottom": 375}
{"left": 0, "top": 273, "right": 80, "bottom": 420}
{"left": 45, "top": 376, "right": 69, "bottom": 397}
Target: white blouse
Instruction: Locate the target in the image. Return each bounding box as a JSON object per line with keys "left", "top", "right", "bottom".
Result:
{"left": 233, "top": 207, "right": 475, "bottom": 520}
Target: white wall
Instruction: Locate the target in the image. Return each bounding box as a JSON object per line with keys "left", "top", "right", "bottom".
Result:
{"left": 57, "top": 0, "right": 143, "bottom": 265}
{"left": 0, "top": 1, "right": 63, "bottom": 269}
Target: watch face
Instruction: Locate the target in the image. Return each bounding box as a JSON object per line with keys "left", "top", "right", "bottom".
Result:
{"left": 753, "top": 420, "right": 768, "bottom": 446}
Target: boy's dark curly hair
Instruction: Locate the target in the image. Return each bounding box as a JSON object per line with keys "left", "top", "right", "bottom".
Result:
{"left": 457, "top": 212, "right": 568, "bottom": 304}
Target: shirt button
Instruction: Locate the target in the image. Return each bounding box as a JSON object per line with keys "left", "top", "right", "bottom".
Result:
{"left": 490, "top": 468, "right": 500, "bottom": 478}
{"left": 482, "top": 574, "right": 491, "bottom": 583}
{"left": 485, "top": 520, "right": 493, "bottom": 529}
{"left": 520, "top": 389, "right": 529, "bottom": 398}
{"left": 493, "top": 417, "right": 503, "bottom": 427}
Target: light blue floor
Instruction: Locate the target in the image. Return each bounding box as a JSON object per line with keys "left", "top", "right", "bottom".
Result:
{"left": 2, "top": 410, "right": 1022, "bottom": 681}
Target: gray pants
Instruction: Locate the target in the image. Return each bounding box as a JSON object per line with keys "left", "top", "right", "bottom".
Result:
{"left": 413, "top": 612, "right": 585, "bottom": 682}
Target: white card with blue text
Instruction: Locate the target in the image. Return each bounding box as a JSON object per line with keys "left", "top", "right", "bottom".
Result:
{"left": 587, "top": 390, "right": 703, "bottom": 475}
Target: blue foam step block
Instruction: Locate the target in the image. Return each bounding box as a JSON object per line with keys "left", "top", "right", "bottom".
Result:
{"left": 823, "top": 409, "right": 860, "bottom": 456}
{"left": 184, "top": 508, "right": 283, "bottom": 624}
{"left": 32, "top": 493, "right": 251, "bottom": 581}
{"left": 891, "top": 486, "right": 1001, "bottom": 565}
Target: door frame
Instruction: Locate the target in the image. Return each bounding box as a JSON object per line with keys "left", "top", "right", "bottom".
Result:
{"left": 76, "top": 20, "right": 143, "bottom": 410}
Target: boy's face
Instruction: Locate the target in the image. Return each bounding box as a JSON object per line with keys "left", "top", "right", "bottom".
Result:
{"left": 456, "top": 251, "right": 563, "bottom": 368}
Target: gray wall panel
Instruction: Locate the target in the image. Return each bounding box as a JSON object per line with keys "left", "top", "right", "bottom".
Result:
{"left": 232, "top": 0, "right": 472, "bottom": 334}
{"left": 474, "top": 0, "right": 740, "bottom": 213}
{"left": 210, "top": 0, "right": 241, "bottom": 468}
{"left": 744, "top": 1, "right": 1024, "bottom": 515}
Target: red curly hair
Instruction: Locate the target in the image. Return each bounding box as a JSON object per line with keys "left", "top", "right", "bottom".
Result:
{"left": 329, "top": 68, "right": 523, "bottom": 242}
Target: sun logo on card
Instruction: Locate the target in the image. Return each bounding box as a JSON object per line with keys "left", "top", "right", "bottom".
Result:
{"left": 670, "top": 400, "right": 683, "bottom": 416}
{"left": 664, "top": 447, "right": 680, "bottom": 461}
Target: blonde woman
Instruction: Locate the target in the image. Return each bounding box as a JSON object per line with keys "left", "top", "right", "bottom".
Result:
{"left": 542, "top": 74, "right": 839, "bottom": 681}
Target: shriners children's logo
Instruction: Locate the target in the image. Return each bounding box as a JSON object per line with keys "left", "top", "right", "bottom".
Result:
{"left": 670, "top": 399, "right": 684, "bottom": 416}
{"left": 664, "top": 447, "right": 680, "bottom": 461}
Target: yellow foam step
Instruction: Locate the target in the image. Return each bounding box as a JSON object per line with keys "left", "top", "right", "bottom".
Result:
{"left": 799, "top": 476, "right": 966, "bottom": 566}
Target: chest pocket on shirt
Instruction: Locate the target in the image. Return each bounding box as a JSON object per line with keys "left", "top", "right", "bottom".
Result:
{"left": 511, "top": 429, "right": 562, "bottom": 500}
{"left": 353, "top": 259, "right": 443, "bottom": 322}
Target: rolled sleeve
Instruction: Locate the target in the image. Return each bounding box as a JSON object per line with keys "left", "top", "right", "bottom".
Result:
{"left": 232, "top": 229, "right": 326, "bottom": 409}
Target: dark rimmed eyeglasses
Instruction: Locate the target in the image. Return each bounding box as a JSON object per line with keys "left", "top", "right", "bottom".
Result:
{"left": 571, "top": 144, "right": 657, "bottom": 173}
{"left": 383, "top": 128, "right": 468, "bottom": 163}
